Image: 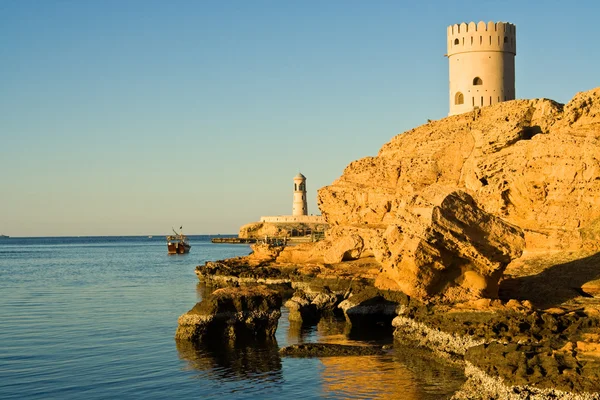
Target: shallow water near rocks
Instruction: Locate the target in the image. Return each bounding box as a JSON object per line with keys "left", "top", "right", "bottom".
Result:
{"left": 0, "top": 236, "right": 465, "bottom": 399}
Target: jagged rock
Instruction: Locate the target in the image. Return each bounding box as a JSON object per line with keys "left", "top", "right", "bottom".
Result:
{"left": 338, "top": 288, "right": 410, "bottom": 329}
{"left": 323, "top": 233, "right": 364, "bottom": 264}
{"left": 582, "top": 280, "right": 600, "bottom": 298}
{"left": 284, "top": 291, "right": 318, "bottom": 323}
{"left": 275, "top": 241, "right": 327, "bottom": 264}
{"left": 465, "top": 342, "right": 600, "bottom": 394}
{"left": 306, "top": 88, "right": 600, "bottom": 301}
{"left": 373, "top": 188, "right": 525, "bottom": 301}
{"left": 248, "top": 243, "right": 284, "bottom": 262}
{"left": 175, "top": 286, "right": 282, "bottom": 342}
{"left": 318, "top": 89, "right": 600, "bottom": 255}
{"left": 284, "top": 288, "right": 343, "bottom": 323}
{"left": 311, "top": 290, "right": 341, "bottom": 313}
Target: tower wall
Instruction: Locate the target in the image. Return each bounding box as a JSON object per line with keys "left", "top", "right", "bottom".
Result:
{"left": 447, "top": 21, "right": 516, "bottom": 116}
{"left": 292, "top": 174, "right": 308, "bottom": 216}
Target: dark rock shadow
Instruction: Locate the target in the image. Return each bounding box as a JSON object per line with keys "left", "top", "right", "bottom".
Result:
{"left": 175, "top": 338, "right": 283, "bottom": 383}
{"left": 499, "top": 252, "right": 600, "bottom": 309}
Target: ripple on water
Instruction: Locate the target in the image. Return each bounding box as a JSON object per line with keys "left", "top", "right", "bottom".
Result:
{"left": 0, "top": 237, "right": 465, "bottom": 399}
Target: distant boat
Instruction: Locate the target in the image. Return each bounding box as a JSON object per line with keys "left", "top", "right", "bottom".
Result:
{"left": 148, "top": 235, "right": 153, "bottom": 239}
{"left": 166, "top": 228, "right": 191, "bottom": 254}
{"left": 0, "top": 234, "right": 9, "bottom": 239}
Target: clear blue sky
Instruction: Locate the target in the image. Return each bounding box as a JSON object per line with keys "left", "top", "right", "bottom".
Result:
{"left": 1, "top": 0, "right": 598, "bottom": 236}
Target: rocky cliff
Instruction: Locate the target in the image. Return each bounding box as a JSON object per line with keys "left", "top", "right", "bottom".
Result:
{"left": 190, "top": 88, "right": 600, "bottom": 397}
{"left": 311, "top": 88, "right": 600, "bottom": 301}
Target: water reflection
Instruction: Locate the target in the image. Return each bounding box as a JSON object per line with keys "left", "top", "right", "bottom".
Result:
{"left": 176, "top": 338, "right": 283, "bottom": 384}
{"left": 319, "top": 345, "right": 465, "bottom": 399}
{"left": 321, "top": 355, "right": 421, "bottom": 399}
{"left": 287, "top": 314, "right": 350, "bottom": 344}
{"left": 282, "top": 312, "right": 465, "bottom": 399}
{"left": 180, "top": 287, "right": 465, "bottom": 398}
{"left": 389, "top": 343, "right": 466, "bottom": 398}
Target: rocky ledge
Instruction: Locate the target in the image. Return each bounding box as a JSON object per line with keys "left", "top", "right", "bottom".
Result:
{"left": 175, "top": 285, "right": 282, "bottom": 342}
{"left": 193, "top": 250, "right": 600, "bottom": 398}
{"left": 186, "top": 88, "right": 600, "bottom": 399}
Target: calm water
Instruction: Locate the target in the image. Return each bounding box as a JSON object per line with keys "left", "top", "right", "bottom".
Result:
{"left": 0, "top": 236, "right": 465, "bottom": 399}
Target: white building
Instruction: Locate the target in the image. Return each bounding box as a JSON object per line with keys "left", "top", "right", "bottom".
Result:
{"left": 447, "top": 21, "right": 516, "bottom": 116}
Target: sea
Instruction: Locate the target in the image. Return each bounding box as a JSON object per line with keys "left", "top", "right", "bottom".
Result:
{"left": 0, "top": 236, "right": 466, "bottom": 399}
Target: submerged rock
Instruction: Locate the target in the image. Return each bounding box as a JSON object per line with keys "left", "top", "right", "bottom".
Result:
{"left": 279, "top": 343, "right": 385, "bottom": 357}
{"left": 175, "top": 285, "right": 282, "bottom": 342}
{"left": 175, "top": 338, "right": 282, "bottom": 379}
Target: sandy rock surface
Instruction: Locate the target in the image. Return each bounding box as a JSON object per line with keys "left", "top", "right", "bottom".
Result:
{"left": 313, "top": 88, "right": 600, "bottom": 301}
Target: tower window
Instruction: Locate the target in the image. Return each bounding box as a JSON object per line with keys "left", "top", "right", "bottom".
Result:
{"left": 454, "top": 38, "right": 459, "bottom": 45}
{"left": 504, "top": 36, "right": 508, "bottom": 43}
{"left": 473, "top": 77, "right": 483, "bottom": 85}
{"left": 455, "top": 92, "right": 464, "bottom": 105}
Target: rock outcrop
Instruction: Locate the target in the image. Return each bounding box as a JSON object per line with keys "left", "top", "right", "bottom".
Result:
{"left": 175, "top": 286, "right": 282, "bottom": 342}
{"left": 279, "top": 343, "right": 385, "bottom": 357}
{"left": 186, "top": 88, "right": 600, "bottom": 398}
{"left": 319, "top": 89, "right": 600, "bottom": 251}
{"left": 313, "top": 88, "right": 600, "bottom": 301}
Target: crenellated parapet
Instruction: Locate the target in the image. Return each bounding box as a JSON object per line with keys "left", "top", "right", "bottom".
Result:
{"left": 447, "top": 21, "right": 516, "bottom": 56}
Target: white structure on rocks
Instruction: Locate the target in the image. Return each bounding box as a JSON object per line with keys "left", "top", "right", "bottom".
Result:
{"left": 259, "top": 173, "right": 325, "bottom": 223}
{"left": 447, "top": 21, "right": 516, "bottom": 116}
{"left": 292, "top": 173, "right": 308, "bottom": 216}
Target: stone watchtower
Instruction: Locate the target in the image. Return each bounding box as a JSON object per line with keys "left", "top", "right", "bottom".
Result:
{"left": 292, "top": 173, "right": 308, "bottom": 216}
{"left": 447, "top": 21, "right": 516, "bottom": 116}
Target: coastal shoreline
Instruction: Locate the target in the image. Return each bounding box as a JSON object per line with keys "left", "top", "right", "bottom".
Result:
{"left": 184, "top": 245, "right": 600, "bottom": 399}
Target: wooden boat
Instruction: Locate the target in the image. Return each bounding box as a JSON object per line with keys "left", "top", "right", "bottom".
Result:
{"left": 166, "top": 228, "right": 191, "bottom": 254}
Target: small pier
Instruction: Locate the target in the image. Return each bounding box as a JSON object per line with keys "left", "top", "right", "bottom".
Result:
{"left": 211, "top": 237, "right": 257, "bottom": 244}
{"left": 212, "top": 232, "right": 325, "bottom": 246}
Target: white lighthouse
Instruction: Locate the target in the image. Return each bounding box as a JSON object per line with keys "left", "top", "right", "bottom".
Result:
{"left": 292, "top": 173, "right": 308, "bottom": 216}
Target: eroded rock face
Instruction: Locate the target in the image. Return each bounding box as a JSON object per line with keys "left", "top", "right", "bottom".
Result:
{"left": 175, "top": 286, "right": 282, "bottom": 342}
{"left": 338, "top": 288, "right": 410, "bottom": 330}
{"left": 376, "top": 188, "right": 525, "bottom": 301}
{"left": 319, "top": 89, "right": 600, "bottom": 253}
{"left": 284, "top": 289, "right": 342, "bottom": 323}
{"left": 312, "top": 88, "right": 600, "bottom": 301}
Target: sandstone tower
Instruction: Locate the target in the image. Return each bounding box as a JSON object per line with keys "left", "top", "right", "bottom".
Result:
{"left": 447, "top": 21, "right": 516, "bottom": 116}
{"left": 292, "top": 173, "right": 308, "bottom": 216}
